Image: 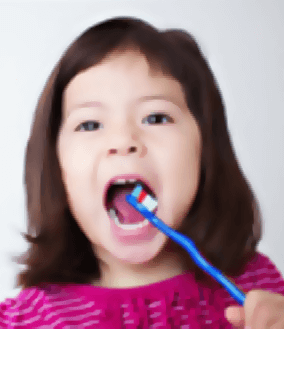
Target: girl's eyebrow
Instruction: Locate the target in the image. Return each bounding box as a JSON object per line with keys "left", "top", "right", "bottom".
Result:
{"left": 66, "top": 95, "right": 183, "bottom": 119}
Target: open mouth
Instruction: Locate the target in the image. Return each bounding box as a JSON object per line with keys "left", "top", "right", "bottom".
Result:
{"left": 104, "top": 178, "right": 158, "bottom": 230}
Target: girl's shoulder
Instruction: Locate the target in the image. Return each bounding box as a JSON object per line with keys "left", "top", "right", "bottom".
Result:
{"left": 234, "top": 251, "right": 284, "bottom": 296}
{"left": 0, "top": 284, "right": 80, "bottom": 329}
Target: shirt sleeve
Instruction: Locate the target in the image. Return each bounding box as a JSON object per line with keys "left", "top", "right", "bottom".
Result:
{"left": 236, "top": 252, "right": 284, "bottom": 296}
{"left": 0, "top": 287, "right": 46, "bottom": 329}
{"left": 0, "top": 297, "right": 17, "bottom": 328}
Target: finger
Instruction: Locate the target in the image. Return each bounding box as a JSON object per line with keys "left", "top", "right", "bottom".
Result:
{"left": 225, "top": 306, "right": 245, "bottom": 328}
{"left": 250, "top": 305, "right": 272, "bottom": 329}
{"left": 270, "top": 317, "right": 284, "bottom": 329}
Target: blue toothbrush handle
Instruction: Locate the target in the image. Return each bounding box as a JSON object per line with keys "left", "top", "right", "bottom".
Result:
{"left": 152, "top": 216, "right": 245, "bottom": 306}
{"left": 127, "top": 194, "right": 246, "bottom": 306}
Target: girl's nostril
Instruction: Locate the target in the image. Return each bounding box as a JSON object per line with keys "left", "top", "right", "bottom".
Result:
{"left": 129, "top": 146, "right": 136, "bottom": 153}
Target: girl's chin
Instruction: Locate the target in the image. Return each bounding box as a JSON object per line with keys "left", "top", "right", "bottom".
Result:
{"left": 111, "top": 232, "right": 167, "bottom": 265}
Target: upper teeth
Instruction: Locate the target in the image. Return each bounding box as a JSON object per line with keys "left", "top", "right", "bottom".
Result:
{"left": 113, "top": 179, "right": 138, "bottom": 185}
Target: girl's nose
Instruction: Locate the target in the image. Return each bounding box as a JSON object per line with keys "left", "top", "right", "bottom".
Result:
{"left": 109, "top": 145, "right": 139, "bottom": 156}
{"left": 106, "top": 124, "right": 143, "bottom": 157}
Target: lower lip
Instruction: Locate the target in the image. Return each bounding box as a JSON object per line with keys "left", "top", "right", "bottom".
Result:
{"left": 109, "top": 215, "right": 159, "bottom": 244}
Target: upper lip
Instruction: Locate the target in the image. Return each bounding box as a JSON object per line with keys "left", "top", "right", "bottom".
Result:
{"left": 103, "top": 173, "right": 158, "bottom": 210}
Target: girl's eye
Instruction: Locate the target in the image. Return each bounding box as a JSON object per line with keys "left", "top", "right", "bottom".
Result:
{"left": 76, "top": 121, "right": 102, "bottom": 131}
{"left": 142, "top": 113, "right": 174, "bottom": 124}
{"left": 75, "top": 113, "right": 174, "bottom": 132}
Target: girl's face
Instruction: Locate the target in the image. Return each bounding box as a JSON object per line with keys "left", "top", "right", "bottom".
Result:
{"left": 57, "top": 50, "right": 202, "bottom": 266}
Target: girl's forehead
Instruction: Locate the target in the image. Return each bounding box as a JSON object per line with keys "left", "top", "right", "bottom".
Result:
{"left": 65, "top": 51, "right": 176, "bottom": 90}
{"left": 62, "top": 52, "right": 187, "bottom": 114}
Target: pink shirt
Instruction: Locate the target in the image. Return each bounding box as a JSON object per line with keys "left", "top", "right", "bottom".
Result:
{"left": 0, "top": 252, "right": 283, "bottom": 328}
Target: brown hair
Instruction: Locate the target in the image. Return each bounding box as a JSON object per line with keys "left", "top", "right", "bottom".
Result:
{"left": 14, "top": 16, "right": 262, "bottom": 288}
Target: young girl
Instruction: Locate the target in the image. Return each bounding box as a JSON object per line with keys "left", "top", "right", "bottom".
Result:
{"left": 1, "top": 16, "right": 284, "bottom": 329}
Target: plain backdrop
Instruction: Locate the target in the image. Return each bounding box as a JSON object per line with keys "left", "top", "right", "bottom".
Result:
{"left": 0, "top": 0, "right": 283, "bottom": 301}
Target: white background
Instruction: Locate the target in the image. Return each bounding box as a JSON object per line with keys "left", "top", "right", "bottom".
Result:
{"left": 0, "top": 0, "right": 283, "bottom": 302}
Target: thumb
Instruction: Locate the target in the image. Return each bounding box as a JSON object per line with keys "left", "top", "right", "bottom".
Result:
{"left": 225, "top": 306, "right": 246, "bottom": 328}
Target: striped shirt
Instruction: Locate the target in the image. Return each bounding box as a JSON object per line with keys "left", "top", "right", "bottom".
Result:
{"left": 0, "top": 252, "right": 283, "bottom": 328}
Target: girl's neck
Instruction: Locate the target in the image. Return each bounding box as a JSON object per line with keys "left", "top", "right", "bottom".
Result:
{"left": 94, "top": 264, "right": 184, "bottom": 289}
{"left": 92, "top": 252, "right": 189, "bottom": 288}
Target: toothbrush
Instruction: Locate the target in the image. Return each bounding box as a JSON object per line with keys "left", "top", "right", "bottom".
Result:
{"left": 126, "top": 184, "right": 246, "bottom": 306}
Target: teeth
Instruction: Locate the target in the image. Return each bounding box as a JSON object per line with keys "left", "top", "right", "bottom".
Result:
{"left": 108, "top": 208, "right": 149, "bottom": 230}
{"left": 109, "top": 208, "right": 117, "bottom": 219}
{"left": 111, "top": 178, "right": 157, "bottom": 199}
{"left": 113, "top": 178, "right": 137, "bottom": 185}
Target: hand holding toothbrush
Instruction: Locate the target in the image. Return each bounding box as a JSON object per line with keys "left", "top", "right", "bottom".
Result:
{"left": 225, "top": 289, "right": 284, "bottom": 329}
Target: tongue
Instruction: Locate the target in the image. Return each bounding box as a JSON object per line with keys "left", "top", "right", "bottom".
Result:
{"left": 112, "top": 187, "right": 146, "bottom": 224}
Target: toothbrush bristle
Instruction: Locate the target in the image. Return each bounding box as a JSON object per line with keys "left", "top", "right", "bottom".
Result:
{"left": 137, "top": 188, "right": 147, "bottom": 203}
{"left": 131, "top": 184, "right": 143, "bottom": 198}
{"left": 131, "top": 185, "right": 158, "bottom": 212}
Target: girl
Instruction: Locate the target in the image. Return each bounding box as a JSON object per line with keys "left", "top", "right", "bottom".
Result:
{"left": 1, "top": 16, "right": 284, "bottom": 329}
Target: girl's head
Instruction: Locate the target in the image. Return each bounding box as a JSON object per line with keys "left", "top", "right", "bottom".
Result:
{"left": 57, "top": 43, "right": 202, "bottom": 269}
{"left": 17, "top": 16, "right": 262, "bottom": 288}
